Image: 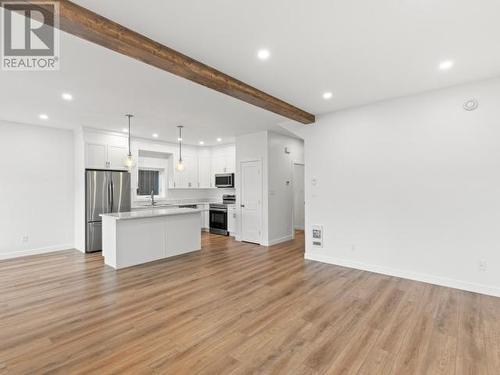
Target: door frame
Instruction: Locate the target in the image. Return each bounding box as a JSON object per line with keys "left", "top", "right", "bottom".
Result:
{"left": 291, "top": 162, "right": 305, "bottom": 240}
{"left": 238, "top": 158, "right": 263, "bottom": 245}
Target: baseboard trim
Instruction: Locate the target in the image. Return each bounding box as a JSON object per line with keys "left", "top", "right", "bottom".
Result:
{"left": 0, "top": 244, "right": 74, "bottom": 260}
{"left": 263, "top": 235, "right": 294, "bottom": 247}
{"left": 305, "top": 252, "right": 500, "bottom": 298}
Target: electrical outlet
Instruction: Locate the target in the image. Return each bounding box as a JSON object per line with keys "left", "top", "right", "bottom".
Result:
{"left": 478, "top": 260, "right": 487, "bottom": 272}
{"left": 22, "top": 235, "right": 29, "bottom": 243}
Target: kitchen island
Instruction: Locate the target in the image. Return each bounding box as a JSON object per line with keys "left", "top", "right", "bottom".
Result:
{"left": 101, "top": 208, "right": 202, "bottom": 269}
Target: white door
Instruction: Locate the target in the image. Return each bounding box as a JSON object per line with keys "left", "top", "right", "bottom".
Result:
{"left": 293, "top": 164, "right": 305, "bottom": 230}
{"left": 240, "top": 160, "right": 262, "bottom": 244}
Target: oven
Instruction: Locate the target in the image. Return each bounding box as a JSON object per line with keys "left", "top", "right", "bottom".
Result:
{"left": 209, "top": 204, "right": 228, "bottom": 235}
{"left": 215, "top": 173, "right": 234, "bottom": 188}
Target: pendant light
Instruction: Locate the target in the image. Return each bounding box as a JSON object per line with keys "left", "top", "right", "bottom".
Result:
{"left": 124, "top": 114, "right": 136, "bottom": 170}
{"left": 176, "top": 125, "right": 185, "bottom": 172}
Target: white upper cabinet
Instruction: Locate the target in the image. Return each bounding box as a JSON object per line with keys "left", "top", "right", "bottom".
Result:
{"left": 107, "top": 145, "right": 129, "bottom": 170}
{"left": 211, "top": 153, "right": 226, "bottom": 175}
{"left": 211, "top": 145, "right": 236, "bottom": 176}
{"left": 197, "top": 149, "right": 212, "bottom": 188}
{"left": 85, "top": 143, "right": 107, "bottom": 169}
{"left": 84, "top": 130, "right": 129, "bottom": 170}
{"left": 85, "top": 142, "right": 128, "bottom": 170}
{"left": 173, "top": 152, "right": 198, "bottom": 188}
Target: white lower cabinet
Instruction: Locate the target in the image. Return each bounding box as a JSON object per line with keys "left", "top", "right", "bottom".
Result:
{"left": 198, "top": 204, "right": 210, "bottom": 230}
{"left": 227, "top": 205, "right": 236, "bottom": 236}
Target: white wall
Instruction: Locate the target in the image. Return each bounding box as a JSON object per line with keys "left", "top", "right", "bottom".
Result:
{"left": 0, "top": 121, "right": 74, "bottom": 258}
{"left": 301, "top": 77, "right": 500, "bottom": 297}
{"left": 267, "top": 132, "right": 304, "bottom": 245}
{"left": 235, "top": 130, "right": 304, "bottom": 245}
{"left": 235, "top": 131, "right": 268, "bottom": 244}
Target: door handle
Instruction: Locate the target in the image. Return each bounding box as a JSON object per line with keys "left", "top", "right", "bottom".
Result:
{"left": 241, "top": 204, "right": 245, "bottom": 208}
{"left": 110, "top": 179, "right": 114, "bottom": 211}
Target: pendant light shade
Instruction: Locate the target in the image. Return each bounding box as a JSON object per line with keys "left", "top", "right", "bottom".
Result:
{"left": 176, "top": 125, "right": 185, "bottom": 172}
{"left": 123, "top": 114, "right": 136, "bottom": 170}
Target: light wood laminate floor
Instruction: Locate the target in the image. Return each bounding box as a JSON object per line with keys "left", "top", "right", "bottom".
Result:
{"left": 1, "top": 231, "right": 499, "bottom": 374}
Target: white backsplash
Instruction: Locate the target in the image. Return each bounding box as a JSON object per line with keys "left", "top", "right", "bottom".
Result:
{"left": 134, "top": 188, "right": 235, "bottom": 206}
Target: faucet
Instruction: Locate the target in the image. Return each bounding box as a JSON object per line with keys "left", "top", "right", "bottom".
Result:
{"left": 150, "top": 190, "right": 155, "bottom": 206}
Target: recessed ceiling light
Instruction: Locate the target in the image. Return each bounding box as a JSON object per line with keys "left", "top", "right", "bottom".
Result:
{"left": 322, "top": 92, "right": 333, "bottom": 100}
{"left": 61, "top": 92, "right": 73, "bottom": 101}
{"left": 152, "top": 133, "right": 159, "bottom": 138}
{"left": 257, "top": 49, "right": 270, "bottom": 60}
{"left": 439, "top": 60, "right": 454, "bottom": 70}
{"left": 199, "top": 141, "right": 205, "bottom": 145}
{"left": 122, "top": 128, "right": 128, "bottom": 133}
{"left": 216, "top": 138, "right": 222, "bottom": 142}
{"left": 39, "top": 114, "right": 48, "bottom": 120}
{"left": 177, "top": 137, "right": 183, "bottom": 141}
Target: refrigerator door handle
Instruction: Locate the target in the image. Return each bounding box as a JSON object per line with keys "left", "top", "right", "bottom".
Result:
{"left": 110, "top": 179, "right": 114, "bottom": 212}
{"left": 107, "top": 180, "right": 112, "bottom": 213}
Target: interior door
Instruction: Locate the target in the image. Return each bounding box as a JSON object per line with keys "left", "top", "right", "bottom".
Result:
{"left": 293, "top": 164, "right": 305, "bottom": 230}
{"left": 240, "top": 160, "right": 262, "bottom": 244}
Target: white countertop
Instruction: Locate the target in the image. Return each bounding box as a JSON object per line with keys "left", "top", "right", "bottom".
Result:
{"left": 101, "top": 208, "right": 202, "bottom": 221}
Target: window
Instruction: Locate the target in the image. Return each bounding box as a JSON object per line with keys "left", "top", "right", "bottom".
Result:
{"left": 138, "top": 169, "right": 160, "bottom": 196}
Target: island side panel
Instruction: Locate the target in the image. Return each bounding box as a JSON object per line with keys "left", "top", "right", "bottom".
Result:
{"left": 102, "top": 216, "right": 117, "bottom": 269}
{"left": 116, "top": 217, "right": 166, "bottom": 269}
{"left": 165, "top": 212, "right": 202, "bottom": 257}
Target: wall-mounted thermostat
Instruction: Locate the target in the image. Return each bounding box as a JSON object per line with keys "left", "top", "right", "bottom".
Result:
{"left": 312, "top": 225, "right": 323, "bottom": 247}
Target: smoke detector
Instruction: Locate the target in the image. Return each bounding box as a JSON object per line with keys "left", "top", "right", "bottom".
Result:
{"left": 463, "top": 98, "right": 479, "bottom": 111}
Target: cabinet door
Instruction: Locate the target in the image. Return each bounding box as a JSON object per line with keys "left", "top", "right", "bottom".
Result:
{"left": 225, "top": 154, "right": 235, "bottom": 174}
{"left": 183, "top": 154, "right": 198, "bottom": 188}
{"left": 108, "top": 145, "right": 128, "bottom": 170}
{"left": 86, "top": 143, "right": 107, "bottom": 169}
{"left": 211, "top": 154, "right": 226, "bottom": 175}
{"left": 224, "top": 146, "right": 236, "bottom": 173}
{"left": 204, "top": 210, "right": 209, "bottom": 229}
{"left": 198, "top": 204, "right": 209, "bottom": 229}
{"left": 227, "top": 206, "right": 236, "bottom": 234}
{"left": 172, "top": 154, "right": 196, "bottom": 188}
{"left": 198, "top": 154, "right": 211, "bottom": 188}
{"left": 173, "top": 165, "right": 185, "bottom": 189}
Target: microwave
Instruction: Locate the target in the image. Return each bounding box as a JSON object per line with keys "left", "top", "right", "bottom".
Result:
{"left": 215, "top": 173, "right": 234, "bottom": 188}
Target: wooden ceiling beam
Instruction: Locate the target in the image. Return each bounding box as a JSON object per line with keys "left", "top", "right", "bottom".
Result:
{"left": 3, "top": 0, "right": 315, "bottom": 124}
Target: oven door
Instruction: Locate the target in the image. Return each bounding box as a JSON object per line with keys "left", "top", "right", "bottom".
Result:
{"left": 210, "top": 208, "right": 228, "bottom": 235}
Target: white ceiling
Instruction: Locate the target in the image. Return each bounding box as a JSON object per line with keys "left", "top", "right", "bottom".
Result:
{"left": 2, "top": 0, "right": 500, "bottom": 143}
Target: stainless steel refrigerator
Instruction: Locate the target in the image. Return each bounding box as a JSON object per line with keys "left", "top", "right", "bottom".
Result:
{"left": 86, "top": 170, "right": 131, "bottom": 253}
